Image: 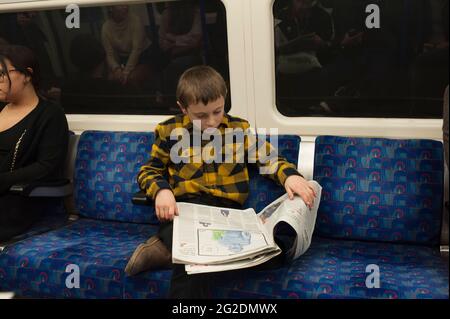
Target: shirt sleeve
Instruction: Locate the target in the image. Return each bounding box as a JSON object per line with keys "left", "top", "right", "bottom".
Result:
{"left": 243, "top": 121, "right": 302, "bottom": 186}
{"left": 137, "top": 124, "right": 172, "bottom": 200}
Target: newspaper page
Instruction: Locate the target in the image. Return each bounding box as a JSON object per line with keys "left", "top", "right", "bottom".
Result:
{"left": 185, "top": 250, "right": 281, "bottom": 274}
{"left": 258, "top": 181, "right": 322, "bottom": 259}
{"left": 172, "top": 203, "right": 279, "bottom": 265}
{"left": 185, "top": 181, "right": 322, "bottom": 274}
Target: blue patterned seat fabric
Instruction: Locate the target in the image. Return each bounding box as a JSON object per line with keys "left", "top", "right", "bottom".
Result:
{"left": 243, "top": 135, "right": 301, "bottom": 211}
{"left": 0, "top": 219, "right": 161, "bottom": 298}
{"left": 208, "top": 237, "right": 449, "bottom": 299}
{"left": 314, "top": 136, "right": 444, "bottom": 245}
{"left": 1, "top": 133, "right": 447, "bottom": 299}
{"left": 2, "top": 225, "right": 447, "bottom": 299}
{"left": 74, "top": 131, "right": 158, "bottom": 224}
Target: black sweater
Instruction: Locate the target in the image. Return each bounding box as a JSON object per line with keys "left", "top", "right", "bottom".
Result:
{"left": 0, "top": 99, "right": 69, "bottom": 194}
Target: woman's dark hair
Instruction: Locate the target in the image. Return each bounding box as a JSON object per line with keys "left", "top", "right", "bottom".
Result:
{"left": 0, "top": 45, "right": 42, "bottom": 95}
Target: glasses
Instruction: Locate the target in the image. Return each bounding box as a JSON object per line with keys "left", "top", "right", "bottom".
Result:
{"left": 0, "top": 69, "right": 19, "bottom": 83}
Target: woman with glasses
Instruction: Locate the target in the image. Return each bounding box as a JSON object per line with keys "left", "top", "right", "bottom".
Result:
{"left": 0, "top": 45, "right": 68, "bottom": 242}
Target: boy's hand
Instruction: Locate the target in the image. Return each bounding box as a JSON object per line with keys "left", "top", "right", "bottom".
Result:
{"left": 155, "top": 189, "right": 179, "bottom": 222}
{"left": 284, "top": 175, "right": 317, "bottom": 209}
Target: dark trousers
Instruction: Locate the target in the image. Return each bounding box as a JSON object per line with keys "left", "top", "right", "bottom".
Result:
{"left": 0, "top": 194, "right": 41, "bottom": 242}
{"left": 158, "top": 221, "right": 218, "bottom": 298}
{"left": 157, "top": 194, "right": 289, "bottom": 299}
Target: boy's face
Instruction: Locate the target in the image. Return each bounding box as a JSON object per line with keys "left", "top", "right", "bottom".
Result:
{"left": 179, "top": 96, "right": 225, "bottom": 131}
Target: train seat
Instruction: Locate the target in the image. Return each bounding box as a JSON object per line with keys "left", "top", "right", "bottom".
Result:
{"left": 206, "top": 236, "right": 448, "bottom": 299}
{"left": 0, "top": 131, "right": 301, "bottom": 298}
{"left": 0, "top": 131, "right": 160, "bottom": 297}
{"left": 172, "top": 136, "right": 448, "bottom": 299}
{"left": 0, "top": 132, "right": 78, "bottom": 251}
{"left": 1, "top": 132, "right": 448, "bottom": 299}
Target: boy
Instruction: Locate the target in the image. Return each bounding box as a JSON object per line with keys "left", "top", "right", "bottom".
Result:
{"left": 126, "top": 66, "right": 316, "bottom": 298}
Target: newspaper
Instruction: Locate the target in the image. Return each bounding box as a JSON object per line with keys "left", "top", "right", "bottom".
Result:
{"left": 172, "top": 181, "right": 322, "bottom": 274}
{"left": 0, "top": 292, "right": 14, "bottom": 299}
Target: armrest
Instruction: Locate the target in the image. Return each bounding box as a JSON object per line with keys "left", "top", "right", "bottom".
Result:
{"left": 9, "top": 179, "right": 72, "bottom": 197}
{"left": 132, "top": 190, "right": 152, "bottom": 205}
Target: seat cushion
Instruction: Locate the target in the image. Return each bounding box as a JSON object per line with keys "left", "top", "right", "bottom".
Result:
{"left": 74, "top": 131, "right": 157, "bottom": 224}
{"left": 2, "top": 225, "right": 447, "bottom": 299}
{"left": 210, "top": 237, "right": 449, "bottom": 299}
{"left": 1, "top": 199, "right": 68, "bottom": 249}
{"left": 314, "top": 136, "right": 444, "bottom": 245}
{"left": 0, "top": 219, "right": 161, "bottom": 298}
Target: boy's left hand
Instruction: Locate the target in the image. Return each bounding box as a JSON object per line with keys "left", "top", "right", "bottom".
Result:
{"left": 284, "top": 175, "right": 317, "bottom": 209}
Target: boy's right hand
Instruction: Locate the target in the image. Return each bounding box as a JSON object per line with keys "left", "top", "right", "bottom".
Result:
{"left": 155, "top": 189, "right": 179, "bottom": 222}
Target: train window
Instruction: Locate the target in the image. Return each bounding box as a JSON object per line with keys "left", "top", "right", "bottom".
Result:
{"left": 0, "top": 0, "right": 230, "bottom": 115}
{"left": 273, "top": 0, "right": 448, "bottom": 118}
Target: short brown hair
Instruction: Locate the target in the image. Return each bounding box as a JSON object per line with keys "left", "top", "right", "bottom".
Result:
{"left": 176, "top": 65, "right": 227, "bottom": 108}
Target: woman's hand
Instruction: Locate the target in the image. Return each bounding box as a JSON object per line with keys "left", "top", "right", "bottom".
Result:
{"left": 284, "top": 175, "right": 317, "bottom": 209}
{"left": 154, "top": 189, "right": 179, "bottom": 222}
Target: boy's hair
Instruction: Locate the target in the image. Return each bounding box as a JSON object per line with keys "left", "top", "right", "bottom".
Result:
{"left": 176, "top": 65, "right": 228, "bottom": 108}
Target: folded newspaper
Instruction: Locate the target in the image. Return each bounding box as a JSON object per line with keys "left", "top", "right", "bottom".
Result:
{"left": 172, "top": 181, "right": 322, "bottom": 274}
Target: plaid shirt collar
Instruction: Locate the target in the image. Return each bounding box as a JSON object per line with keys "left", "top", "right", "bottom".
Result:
{"left": 182, "top": 113, "right": 231, "bottom": 131}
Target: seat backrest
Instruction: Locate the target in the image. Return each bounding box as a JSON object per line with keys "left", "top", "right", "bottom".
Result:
{"left": 313, "top": 136, "right": 444, "bottom": 246}
{"left": 74, "top": 132, "right": 300, "bottom": 222}
{"left": 73, "top": 131, "right": 158, "bottom": 224}
{"left": 243, "top": 135, "right": 301, "bottom": 212}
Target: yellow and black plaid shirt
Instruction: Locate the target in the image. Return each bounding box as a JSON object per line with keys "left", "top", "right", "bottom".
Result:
{"left": 137, "top": 113, "right": 301, "bottom": 205}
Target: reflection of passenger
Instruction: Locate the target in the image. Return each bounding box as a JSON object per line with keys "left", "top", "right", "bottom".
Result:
{"left": 61, "top": 34, "right": 126, "bottom": 113}
{"left": 159, "top": 1, "right": 203, "bottom": 107}
{"left": 274, "top": 0, "right": 333, "bottom": 111}
{"left": 323, "top": 0, "right": 397, "bottom": 101}
{"left": 101, "top": 5, "right": 153, "bottom": 87}
{"left": 0, "top": 45, "right": 68, "bottom": 242}
{"left": 422, "top": 0, "right": 449, "bottom": 51}
{"left": 275, "top": 0, "right": 332, "bottom": 74}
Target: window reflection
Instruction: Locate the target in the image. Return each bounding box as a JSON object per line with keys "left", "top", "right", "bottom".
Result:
{"left": 0, "top": 0, "right": 230, "bottom": 115}
{"left": 274, "top": 0, "right": 449, "bottom": 118}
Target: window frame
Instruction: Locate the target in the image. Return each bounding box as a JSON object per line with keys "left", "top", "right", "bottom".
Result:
{"left": 0, "top": 0, "right": 249, "bottom": 133}
{"left": 251, "top": 0, "right": 443, "bottom": 140}
{"left": 1, "top": 0, "right": 444, "bottom": 140}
